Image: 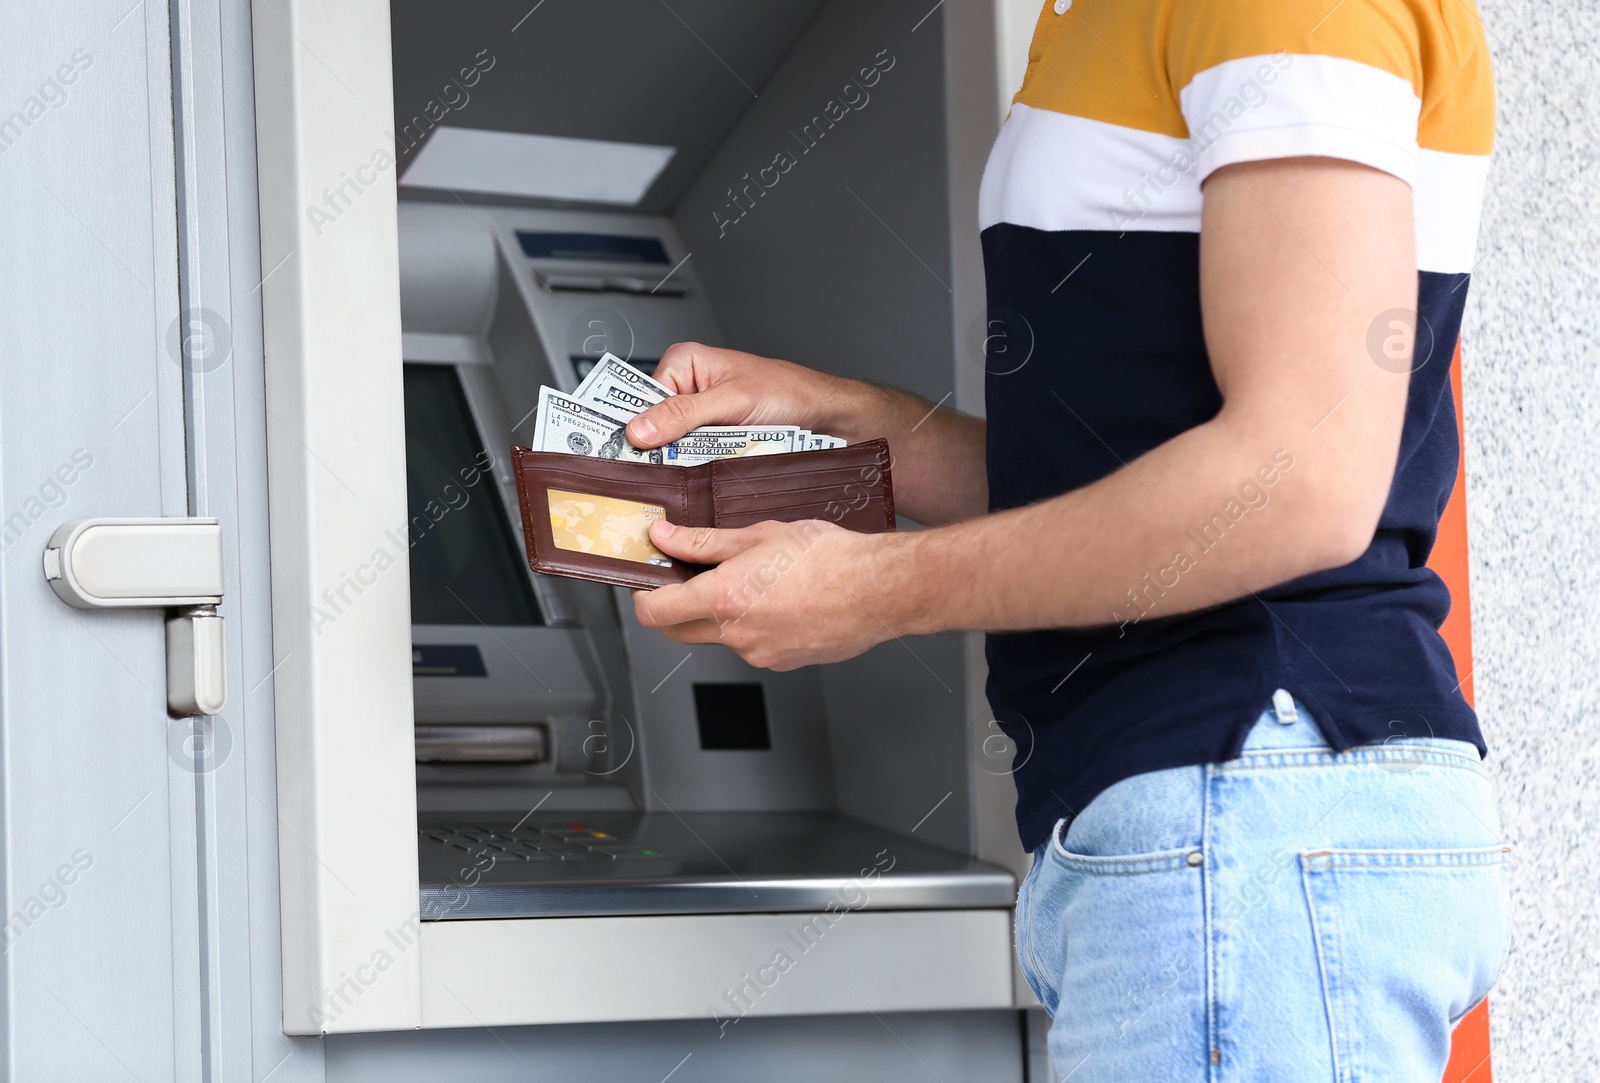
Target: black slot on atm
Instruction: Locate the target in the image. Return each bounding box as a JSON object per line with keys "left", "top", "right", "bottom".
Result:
{"left": 694, "top": 683, "right": 772, "bottom": 751}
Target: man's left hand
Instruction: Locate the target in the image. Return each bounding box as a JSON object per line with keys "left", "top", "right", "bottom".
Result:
{"left": 632, "top": 518, "right": 903, "bottom": 671}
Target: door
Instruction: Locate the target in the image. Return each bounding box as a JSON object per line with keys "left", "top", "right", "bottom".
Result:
{"left": 0, "top": 0, "right": 199, "bottom": 1078}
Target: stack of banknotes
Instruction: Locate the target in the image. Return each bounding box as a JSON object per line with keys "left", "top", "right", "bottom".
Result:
{"left": 529, "top": 353, "right": 847, "bottom": 466}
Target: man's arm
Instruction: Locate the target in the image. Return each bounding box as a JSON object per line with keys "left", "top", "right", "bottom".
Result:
{"left": 624, "top": 344, "right": 988, "bottom": 526}
{"left": 634, "top": 157, "right": 1416, "bottom": 670}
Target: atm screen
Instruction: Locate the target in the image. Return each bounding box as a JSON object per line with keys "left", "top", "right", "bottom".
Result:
{"left": 403, "top": 363, "right": 542, "bottom": 627}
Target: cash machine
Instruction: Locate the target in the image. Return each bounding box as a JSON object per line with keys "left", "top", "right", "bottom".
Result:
{"left": 255, "top": 0, "right": 1029, "bottom": 1057}
{"left": 400, "top": 200, "right": 1013, "bottom": 923}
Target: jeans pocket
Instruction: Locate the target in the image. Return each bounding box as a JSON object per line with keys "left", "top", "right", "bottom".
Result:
{"left": 1049, "top": 832, "right": 1200, "bottom": 875}
{"left": 1015, "top": 850, "right": 1057, "bottom": 1012}
{"left": 1301, "top": 845, "right": 1511, "bottom": 1083}
{"left": 1029, "top": 828, "right": 1206, "bottom": 1064}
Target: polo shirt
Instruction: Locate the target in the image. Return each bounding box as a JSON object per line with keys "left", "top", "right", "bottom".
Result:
{"left": 980, "top": 0, "right": 1495, "bottom": 851}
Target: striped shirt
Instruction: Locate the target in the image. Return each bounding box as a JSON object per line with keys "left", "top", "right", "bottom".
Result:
{"left": 980, "top": 0, "right": 1494, "bottom": 851}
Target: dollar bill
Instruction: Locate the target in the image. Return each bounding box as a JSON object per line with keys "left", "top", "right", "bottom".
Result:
{"left": 534, "top": 388, "right": 810, "bottom": 465}
{"left": 532, "top": 386, "right": 666, "bottom": 464}
{"left": 658, "top": 427, "right": 802, "bottom": 465}
{"left": 572, "top": 353, "right": 673, "bottom": 416}
{"left": 536, "top": 352, "right": 849, "bottom": 462}
{"left": 793, "top": 430, "right": 844, "bottom": 449}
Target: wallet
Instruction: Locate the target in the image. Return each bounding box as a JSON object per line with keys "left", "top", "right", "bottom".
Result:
{"left": 511, "top": 439, "right": 896, "bottom": 590}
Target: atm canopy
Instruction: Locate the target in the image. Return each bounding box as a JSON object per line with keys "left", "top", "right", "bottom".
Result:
{"left": 390, "top": 0, "right": 829, "bottom": 212}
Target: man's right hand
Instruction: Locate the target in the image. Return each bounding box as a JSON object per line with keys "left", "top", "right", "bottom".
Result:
{"left": 624, "top": 340, "right": 989, "bottom": 527}
{"left": 624, "top": 342, "right": 848, "bottom": 449}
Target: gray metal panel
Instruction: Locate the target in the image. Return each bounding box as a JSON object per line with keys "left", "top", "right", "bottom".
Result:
{"left": 388, "top": 0, "right": 830, "bottom": 213}
{"left": 672, "top": 0, "right": 975, "bottom": 846}
{"left": 410, "top": 626, "right": 597, "bottom": 721}
{"left": 473, "top": 204, "right": 723, "bottom": 400}
{"left": 672, "top": 0, "right": 958, "bottom": 403}
{"left": 942, "top": 0, "right": 1002, "bottom": 420}
{"left": 415, "top": 811, "right": 1014, "bottom": 918}
{"left": 396, "top": 203, "right": 499, "bottom": 335}
{"left": 0, "top": 0, "right": 199, "bottom": 1079}
{"left": 327, "top": 1009, "right": 1024, "bottom": 1083}
{"left": 822, "top": 635, "right": 973, "bottom": 855}
{"left": 618, "top": 602, "right": 836, "bottom": 814}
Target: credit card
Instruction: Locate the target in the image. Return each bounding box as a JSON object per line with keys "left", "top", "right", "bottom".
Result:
{"left": 546, "top": 488, "right": 672, "bottom": 567}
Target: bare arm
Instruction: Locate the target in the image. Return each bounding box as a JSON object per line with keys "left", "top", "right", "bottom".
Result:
{"left": 632, "top": 158, "right": 1416, "bottom": 668}
{"left": 624, "top": 345, "right": 988, "bottom": 526}
{"left": 889, "top": 158, "right": 1414, "bottom": 632}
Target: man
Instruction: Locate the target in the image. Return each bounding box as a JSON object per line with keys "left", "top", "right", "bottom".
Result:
{"left": 626, "top": 0, "right": 1506, "bottom": 1076}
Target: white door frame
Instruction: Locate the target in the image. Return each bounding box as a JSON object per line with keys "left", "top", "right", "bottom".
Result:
{"left": 250, "top": 0, "right": 423, "bottom": 1034}
{"left": 248, "top": 0, "right": 1022, "bottom": 1037}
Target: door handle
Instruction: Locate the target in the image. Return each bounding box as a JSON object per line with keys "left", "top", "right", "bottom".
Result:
{"left": 43, "top": 517, "right": 227, "bottom": 717}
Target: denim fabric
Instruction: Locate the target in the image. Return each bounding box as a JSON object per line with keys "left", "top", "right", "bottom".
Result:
{"left": 1014, "top": 693, "right": 1509, "bottom": 1082}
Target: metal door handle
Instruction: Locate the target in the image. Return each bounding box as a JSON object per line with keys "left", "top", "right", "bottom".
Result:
{"left": 43, "top": 517, "right": 227, "bottom": 717}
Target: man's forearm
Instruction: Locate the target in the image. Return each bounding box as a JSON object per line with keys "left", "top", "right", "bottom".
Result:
{"left": 877, "top": 409, "right": 1374, "bottom": 636}
{"left": 871, "top": 160, "right": 1414, "bottom": 637}
{"left": 819, "top": 379, "right": 987, "bottom": 526}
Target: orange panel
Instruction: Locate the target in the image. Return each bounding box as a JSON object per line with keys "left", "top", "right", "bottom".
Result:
{"left": 1433, "top": 341, "right": 1475, "bottom": 710}
{"left": 1446, "top": 1000, "right": 1494, "bottom": 1082}
{"left": 1432, "top": 341, "right": 1491, "bottom": 1082}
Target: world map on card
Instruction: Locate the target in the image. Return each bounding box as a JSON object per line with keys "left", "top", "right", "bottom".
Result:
{"left": 547, "top": 488, "right": 672, "bottom": 567}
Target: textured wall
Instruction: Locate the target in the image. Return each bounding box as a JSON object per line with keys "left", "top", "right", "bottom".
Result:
{"left": 1460, "top": 0, "right": 1600, "bottom": 1077}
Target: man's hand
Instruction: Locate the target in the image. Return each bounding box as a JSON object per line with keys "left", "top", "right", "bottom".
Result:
{"left": 624, "top": 342, "right": 850, "bottom": 449}
{"left": 631, "top": 518, "right": 904, "bottom": 671}
{"left": 625, "top": 341, "right": 988, "bottom": 526}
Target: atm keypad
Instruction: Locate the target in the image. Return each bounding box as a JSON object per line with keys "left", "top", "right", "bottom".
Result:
{"left": 420, "top": 823, "right": 667, "bottom": 863}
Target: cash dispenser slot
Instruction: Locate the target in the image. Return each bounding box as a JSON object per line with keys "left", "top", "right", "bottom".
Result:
{"left": 534, "top": 272, "right": 689, "bottom": 296}
{"left": 515, "top": 230, "right": 672, "bottom": 265}
{"left": 414, "top": 723, "right": 549, "bottom": 764}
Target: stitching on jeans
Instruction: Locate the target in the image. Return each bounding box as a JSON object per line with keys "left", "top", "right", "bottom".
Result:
{"left": 1301, "top": 857, "right": 1347, "bottom": 1083}
{"left": 1023, "top": 829, "right": 1062, "bottom": 1010}
{"left": 1218, "top": 751, "right": 1485, "bottom": 775}
{"left": 1203, "top": 762, "right": 1220, "bottom": 1083}
{"left": 1458, "top": 863, "right": 1512, "bottom": 1022}
{"left": 1046, "top": 859, "right": 1194, "bottom": 876}
{"left": 1299, "top": 844, "right": 1510, "bottom": 863}
{"left": 1047, "top": 817, "right": 1198, "bottom": 873}
{"left": 1229, "top": 745, "right": 1482, "bottom": 764}
{"left": 1046, "top": 838, "right": 1196, "bottom": 874}
{"left": 1302, "top": 860, "right": 1511, "bottom": 874}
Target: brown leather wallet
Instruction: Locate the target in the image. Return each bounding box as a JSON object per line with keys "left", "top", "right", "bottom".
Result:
{"left": 511, "top": 438, "right": 896, "bottom": 590}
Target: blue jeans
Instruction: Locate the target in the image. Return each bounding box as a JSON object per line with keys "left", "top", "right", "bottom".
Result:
{"left": 1015, "top": 692, "right": 1509, "bottom": 1082}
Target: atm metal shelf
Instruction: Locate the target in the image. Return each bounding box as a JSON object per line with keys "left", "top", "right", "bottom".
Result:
{"left": 418, "top": 811, "right": 1016, "bottom": 920}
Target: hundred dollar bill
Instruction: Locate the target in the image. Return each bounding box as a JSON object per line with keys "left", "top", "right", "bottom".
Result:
{"left": 538, "top": 350, "right": 851, "bottom": 462}
{"left": 658, "top": 426, "right": 802, "bottom": 465}
{"left": 534, "top": 388, "right": 810, "bottom": 466}
{"left": 572, "top": 353, "right": 673, "bottom": 417}
{"left": 532, "top": 386, "right": 666, "bottom": 464}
